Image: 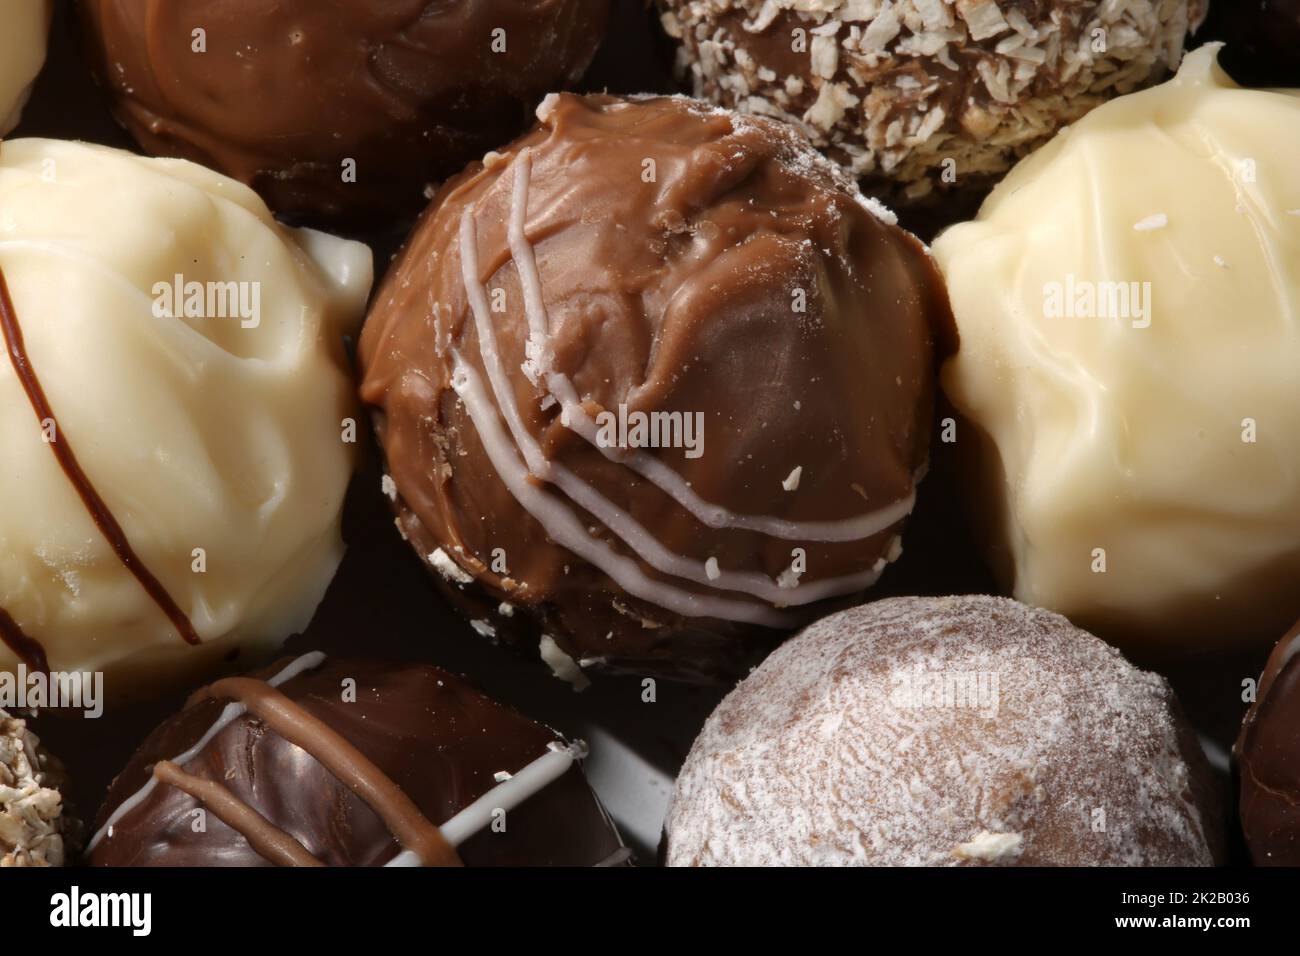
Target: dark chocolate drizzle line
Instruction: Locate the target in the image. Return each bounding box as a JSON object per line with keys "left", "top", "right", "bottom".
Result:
{"left": 0, "top": 265, "right": 201, "bottom": 647}
{"left": 0, "top": 607, "right": 49, "bottom": 674}
{"left": 152, "top": 760, "right": 325, "bottom": 867}
{"left": 187, "top": 676, "right": 463, "bottom": 867}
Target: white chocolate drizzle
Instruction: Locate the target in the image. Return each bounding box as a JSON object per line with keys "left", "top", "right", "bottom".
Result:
{"left": 90, "top": 653, "right": 621, "bottom": 866}
{"left": 445, "top": 149, "right": 921, "bottom": 624}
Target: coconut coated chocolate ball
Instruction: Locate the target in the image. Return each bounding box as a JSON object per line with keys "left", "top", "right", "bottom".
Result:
{"left": 657, "top": 0, "right": 1206, "bottom": 203}
{"left": 664, "top": 596, "right": 1223, "bottom": 866}
{"left": 77, "top": 0, "right": 613, "bottom": 224}
{"left": 0, "top": 709, "right": 76, "bottom": 867}
{"left": 1236, "top": 616, "right": 1300, "bottom": 866}
{"left": 0, "top": 0, "right": 51, "bottom": 135}
{"left": 0, "top": 139, "right": 371, "bottom": 695}
{"left": 358, "top": 93, "right": 951, "bottom": 684}
{"left": 89, "top": 654, "right": 627, "bottom": 866}
{"left": 934, "top": 46, "right": 1300, "bottom": 656}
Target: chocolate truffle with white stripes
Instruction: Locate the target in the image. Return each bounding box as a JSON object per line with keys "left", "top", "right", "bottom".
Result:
{"left": 358, "top": 92, "right": 950, "bottom": 683}
{"left": 88, "top": 654, "right": 627, "bottom": 867}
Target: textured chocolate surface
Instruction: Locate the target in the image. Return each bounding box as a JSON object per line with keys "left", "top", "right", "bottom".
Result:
{"left": 1236, "top": 617, "right": 1300, "bottom": 866}
{"left": 91, "top": 657, "right": 624, "bottom": 866}
{"left": 359, "top": 92, "right": 951, "bottom": 683}
{"left": 657, "top": 0, "right": 1205, "bottom": 204}
{"left": 77, "top": 0, "right": 612, "bottom": 224}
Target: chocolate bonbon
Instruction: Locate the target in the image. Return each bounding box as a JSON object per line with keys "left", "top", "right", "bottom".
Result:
{"left": 664, "top": 596, "right": 1223, "bottom": 866}
{"left": 358, "top": 93, "right": 951, "bottom": 683}
{"left": 0, "top": 0, "right": 50, "bottom": 135}
{"left": 657, "top": 0, "right": 1206, "bottom": 204}
{"left": 1236, "top": 617, "right": 1300, "bottom": 865}
{"left": 0, "top": 139, "right": 371, "bottom": 692}
{"left": 78, "top": 0, "right": 613, "bottom": 224}
{"left": 90, "top": 654, "right": 627, "bottom": 866}
{"left": 933, "top": 45, "right": 1300, "bottom": 655}
{"left": 0, "top": 708, "right": 76, "bottom": 867}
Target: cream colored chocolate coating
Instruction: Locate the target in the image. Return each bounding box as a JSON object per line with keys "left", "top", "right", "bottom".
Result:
{"left": 935, "top": 45, "right": 1300, "bottom": 655}
{"left": 0, "top": 139, "right": 371, "bottom": 692}
{"left": 0, "top": 1, "right": 51, "bottom": 135}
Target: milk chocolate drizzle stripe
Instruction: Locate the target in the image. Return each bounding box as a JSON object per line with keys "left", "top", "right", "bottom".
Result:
{"left": 152, "top": 761, "right": 325, "bottom": 867}
{"left": 89, "top": 652, "right": 607, "bottom": 866}
{"left": 87, "top": 652, "right": 326, "bottom": 854}
{"left": 191, "top": 675, "right": 463, "bottom": 867}
{"left": 0, "top": 264, "right": 202, "bottom": 648}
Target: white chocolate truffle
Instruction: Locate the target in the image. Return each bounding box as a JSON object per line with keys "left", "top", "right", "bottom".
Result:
{"left": 664, "top": 596, "right": 1222, "bottom": 867}
{"left": 0, "top": 0, "right": 52, "bottom": 135}
{"left": 0, "top": 139, "right": 372, "bottom": 691}
{"left": 658, "top": 0, "right": 1206, "bottom": 202}
{"left": 934, "top": 45, "right": 1300, "bottom": 655}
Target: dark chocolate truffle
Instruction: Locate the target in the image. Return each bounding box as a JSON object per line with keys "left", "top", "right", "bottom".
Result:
{"left": 77, "top": 0, "right": 612, "bottom": 224}
{"left": 88, "top": 654, "right": 627, "bottom": 866}
{"left": 665, "top": 596, "right": 1224, "bottom": 866}
{"left": 358, "top": 93, "right": 951, "bottom": 684}
{"left": 1235, "top": 617, "right": 1300, "bottom": 866}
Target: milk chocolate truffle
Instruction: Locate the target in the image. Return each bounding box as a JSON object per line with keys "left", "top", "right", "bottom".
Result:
{"left": 0, "top": 139, "right": 371, "bottom": 694}
{"left": 1236, "top": 617, "right": 1300, "bottom": 865}
{"left": 89, "top": 654, "right": 628, "bottom": 866}
{"left": 0, "top": 0, "right": 51, "bottom": 135}
{"left": 0, "top": 709, "right": 76, "bottom": 867}
{"left": 78, "top": 0, "right": 613, "bottom": 224}
{"left": 657, "top": 0, "right": 1206, "bottom": 203}
{"left": 934, "top": 45, "right": 1300, "bottom": 656}
{"left": 664, "top": 596, "right": 1223, "bottom": 866}
{"left": 359, "top": 93, "right": 950, "bottom": 684}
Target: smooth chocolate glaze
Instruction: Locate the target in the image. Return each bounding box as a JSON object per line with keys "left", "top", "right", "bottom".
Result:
{"left": 91, "top": 656, "right": 625, "bottom": 866}
{"left": 77, "top": 0, "right": 613, "bottom": 225}
{"left": 0, "top": 264, "right": 200, "bottom": 670}
{"left": 1236, "top": 616, "right": 1300, "bottom": 864}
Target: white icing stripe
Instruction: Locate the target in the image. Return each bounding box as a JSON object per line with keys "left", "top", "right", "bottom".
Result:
{"left": 460, "top": 209, "right": 888, "bottom": 608}
{"left": 438, "top": 743, "right": 577, "bottom": 846}
{"left": 505, "top": 152, "right": 917, "bottom": 544}
{"left": 385, "top": 741, "right": 627, "bottom": 867}
{"left": 450, "top": 353, "right": 793, "bottom": 626}
{"left": 85, "top": 651, "right": 327, "bottom": 854}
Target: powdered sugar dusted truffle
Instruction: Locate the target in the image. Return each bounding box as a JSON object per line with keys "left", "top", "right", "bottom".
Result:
{"left": 0, "top": 709, "right": 76, "bottom": 867}
{"left": 658, "top": 0, "right": 1206, "bottom": 202}
{"left": 664, "top": 596, "right": 1222, "bottom": 866}
{"left": 358, "top": 93, "right": 951, "bottom": 683}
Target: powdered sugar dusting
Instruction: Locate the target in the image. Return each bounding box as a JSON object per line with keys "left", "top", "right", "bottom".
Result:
{"left": 665, "top": 596, "right": 1218, "bottom": 866}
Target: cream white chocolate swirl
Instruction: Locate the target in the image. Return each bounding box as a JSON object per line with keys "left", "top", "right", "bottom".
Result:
{"left": 0, "top": 139, "right": 372, "bottom": 688}
{"left": 935, "top": 45, "right": 1300, "bottom": 653}
{"left": 0, "top": 0, "right": 51, "bottom": 136}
